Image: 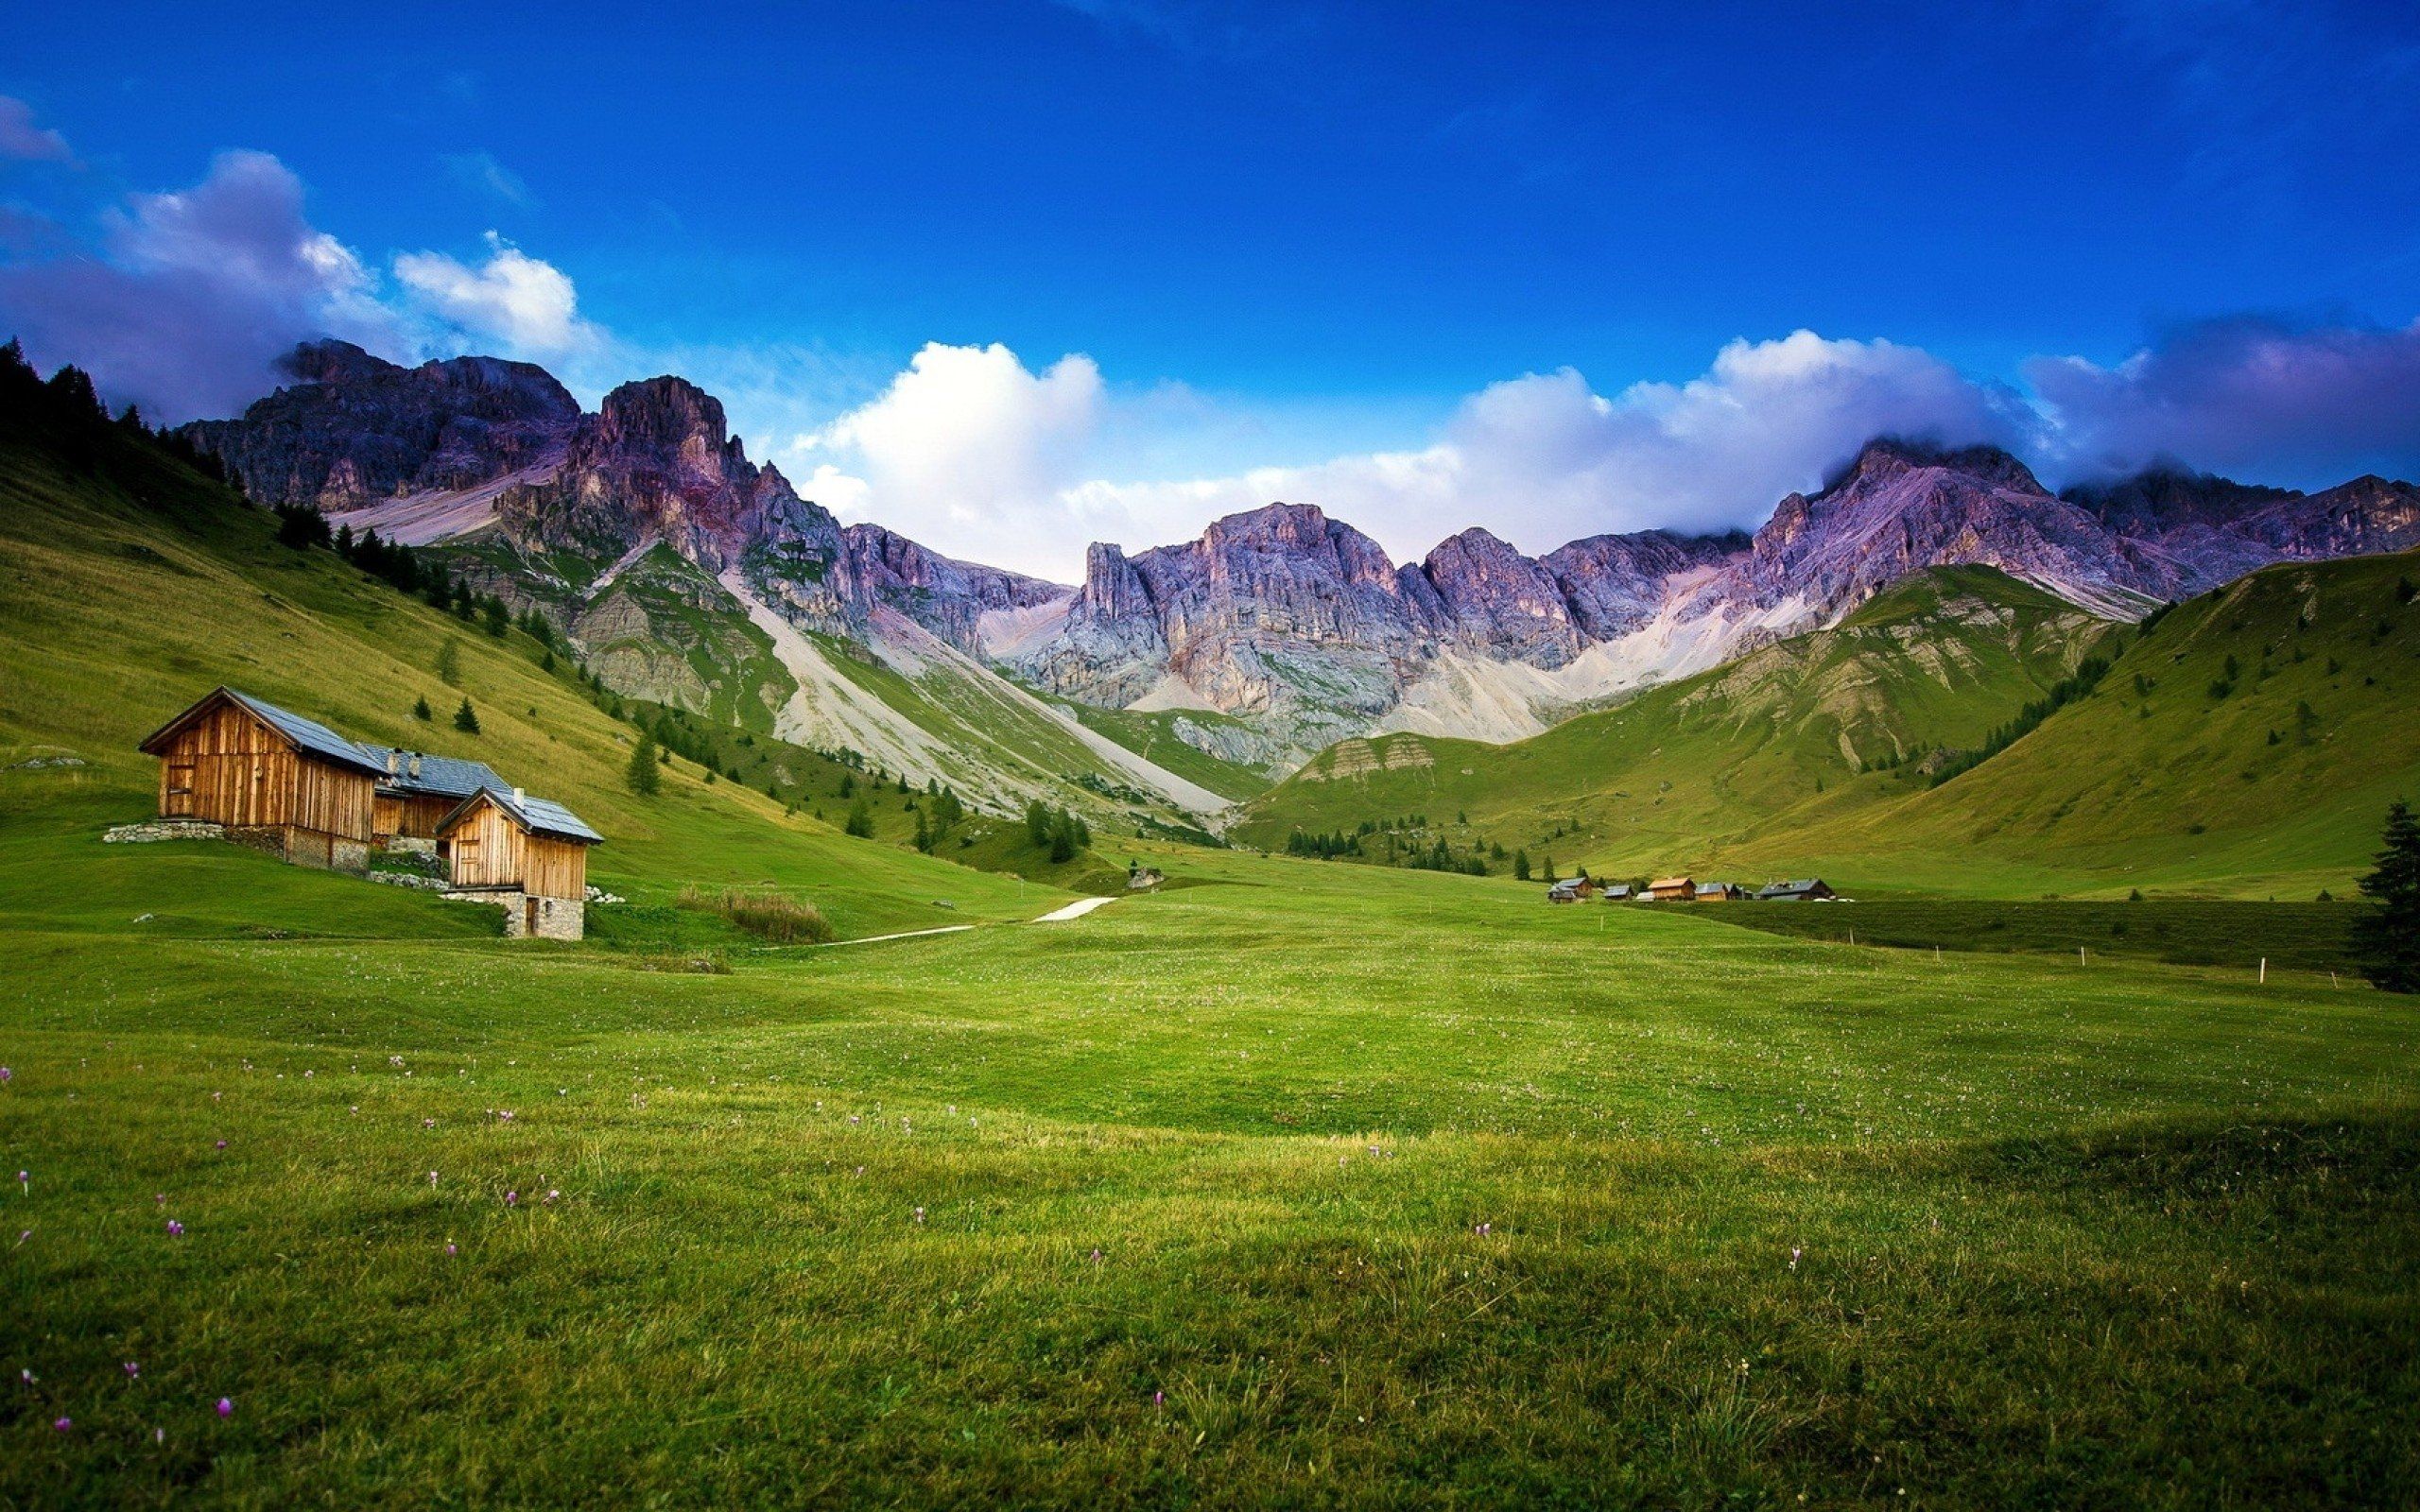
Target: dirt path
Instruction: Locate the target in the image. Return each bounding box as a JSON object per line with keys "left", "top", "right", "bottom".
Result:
{"left": 808, "top": 897, "right": 1117, "bottom": 950}
{"left": 1032, "top": 897, "right": 1118, "bottom": 923}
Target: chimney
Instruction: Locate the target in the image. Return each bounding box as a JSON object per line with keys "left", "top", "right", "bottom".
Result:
{"left": 512, "top": 786, "right": 526, "bottom": 805}
{"left": 408, "top": 755, "right": 422, "bottom": 780}
{"left": 385, "top": 750, "right": 398, "bottom": 775}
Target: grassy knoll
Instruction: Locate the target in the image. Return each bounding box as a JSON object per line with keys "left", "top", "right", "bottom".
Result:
{"left": 5, "top": 842, "right": 2419, "bottom": 1505}
{"left": 1698, "top": 898, "right": 2370, "bottom": 974}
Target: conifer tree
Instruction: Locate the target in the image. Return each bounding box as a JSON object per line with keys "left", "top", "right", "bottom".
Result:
{"left": 626, "top": 734, "right": 662, "bottom": 796}
{"left": 453, "top": 697, "right": 480, "bottom": 734}
{"left": 2355, "top": 800, "right": 2420, "bottom": 992}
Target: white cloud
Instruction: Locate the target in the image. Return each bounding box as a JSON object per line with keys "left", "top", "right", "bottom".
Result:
{"left": 791, "top": 342, "right": 1106, "bottom": 575}
{"left": 1046, "top": 331, "right": 2034, "bottom": 570}
{"left": 0, "top": 95, "right": 74, "bottom": 163}
{"left": 393, "top": 232, "right": 600, "bottom": 358}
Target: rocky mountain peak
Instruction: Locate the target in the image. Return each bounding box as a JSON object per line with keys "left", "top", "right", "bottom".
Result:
{"left": 1827, "top": 437, "right": 2045, "bottom": 498}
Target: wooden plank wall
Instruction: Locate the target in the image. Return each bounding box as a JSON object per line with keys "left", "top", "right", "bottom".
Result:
{"left": 445, "top": 800, "right": 524, "bottom": 889}
{"left": 524, "top": 836, "right": 588, "bottom": 900}
{"left": 154, "top": 704, "right": 372, "bottom": 841}
{"left": 375, "top": 793, "right": 459, "bottom": 841}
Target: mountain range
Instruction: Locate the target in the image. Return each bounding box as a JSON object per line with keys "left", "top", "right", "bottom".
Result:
{"left": 183, "top": 341, "right": 2420, "bottom": 808}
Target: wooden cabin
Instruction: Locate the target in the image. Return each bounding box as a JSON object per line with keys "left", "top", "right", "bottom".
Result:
{"left": 1547, "top": 876, "right": 1599, "bottom": 903}
{"left": 138, "top": 687, "right": 384, "bottom": 872}
{"left": 358, "top": 746, "right": 508, "bottom": 850}
{"left": 1644, "top": 876, "right": 1696, "bottom": 902}
{"left": 1695, "top": 882, "right": 1742, "bottom": 902}
{"left": 1602, "top": 884, "right": 1634, "bottom": 901}
{"left": 436, "top": 786, "right": 602, "bottom": 939}
{"left": 1754, "top": 878, "right": 1837, "bottom": 902}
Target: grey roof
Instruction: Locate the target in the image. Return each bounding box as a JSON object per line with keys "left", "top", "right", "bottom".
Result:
{"left": 357, "top": 745, "right": 509, "bottom": 799}
{"left": 1755, "top": 879, "right": 1829, "bottom": 898}
{"left": 142, "top": 687, "right": 388, "bottom": 776}
{"left": 1603, "top": 884, "right": 1632, "bottom": 897}
{"left": 441, "top": 785, "right": 603, "bottom": 845}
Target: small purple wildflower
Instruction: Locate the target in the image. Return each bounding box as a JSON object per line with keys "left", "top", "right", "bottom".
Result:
{"left": 1153, "top": 1390, "right": 1165, "bottom": 1407}
{"left": 53, "top": 1417, "right": 70, "bottom": 1433}
{"left": 124, "top": 1361, "right": 140, "bottom": 1379}
{"left": 444, "top": 1242, "right": 458, "bottom": 1256}
{"left": 19, "top": 1368, "right": 34, "bottom": 1384}
{"left": 0, "top": 1065, "right": 12, "bottom": 1083}
{"left": 165, "top": 1219, "right": 184, "bottom": 1236}
{"left": 216, "top": 1397, "right": 233, "bottom": 1418}
{"left": 428, "top": 1171, "right": 440, "bottom": 1188}
{"left": 505, "top": 1191, "right": 519, "bottom": 1207}
{"left": 214, "top": 1140, "right": 226, "bottom": 1151}
{"left": 15, "top": 1170, "right": 26, "bottom": 1193}
{"left": 1789, "top": 1246, "right": 1803, "bottom": 1272}
{"left": 544, "top": 1189, "right": 560, "bottom": 1204}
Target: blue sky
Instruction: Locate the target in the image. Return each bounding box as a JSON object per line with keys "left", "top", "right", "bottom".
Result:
{"left": 5, "top": 0, "right": 2419, "bottom": 576}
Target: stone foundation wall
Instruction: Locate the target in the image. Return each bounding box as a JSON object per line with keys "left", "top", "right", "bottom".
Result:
{"left": 442, "top": 887, "right": 586, "bottom": 941}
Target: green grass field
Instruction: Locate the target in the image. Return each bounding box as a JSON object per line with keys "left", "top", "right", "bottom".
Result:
{"left": 7, "top": 401, "right": 2420, "bottom": 1505}
{"left": 6, "top": 844, "right": 2419, "bottom": 1505}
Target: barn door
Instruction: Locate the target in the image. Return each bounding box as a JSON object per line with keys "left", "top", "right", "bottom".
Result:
{"left": 164, "top": 763, "right": 196, "bottom": 816}
{"left": 524, "top": 897, "right": 540, "bottom": 936}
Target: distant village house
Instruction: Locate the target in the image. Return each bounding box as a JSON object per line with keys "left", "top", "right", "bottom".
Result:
{"left": 1645, "top": 876, "right": 1696, "bottom": 902}
{"left": 1695, "top": 882, "right": 1743, "bottom": 902}
{"left": 1547, "top": 876, "right": 1600, "bottom": 902}
{"left": 1754, "top": 879, "right": 1837, "bottom": 902}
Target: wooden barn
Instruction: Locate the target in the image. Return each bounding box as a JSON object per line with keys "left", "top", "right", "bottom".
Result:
{"left": 1547, "top": 876, "right": 1599, "bottom": 903}
{"left": 1695, "top": 882, "right": 1743, "bottom": 902}
{"left": 1754, "top": 878, "right": 1837, "bottom": 902}
{"left": 138, "top": 687, "right": 384, "bottom": 872}
{"left": 437, "top": 786, "right": 602, "bottom": 940}
{"left": 358, "top": 746, "right": 508, "bottom": 850}
{"left": 1645, "top": 876, "right": 1697, "bottom": 902}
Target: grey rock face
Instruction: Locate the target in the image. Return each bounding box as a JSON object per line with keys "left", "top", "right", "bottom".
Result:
{"left": 838, "top": 524, "right": 1067, "bottom": 653}
{"left": 183, "top": 340, "right": 579, "bottom": 508}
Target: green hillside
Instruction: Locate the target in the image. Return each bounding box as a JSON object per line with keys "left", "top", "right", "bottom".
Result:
{"left": 0, "top": 387, "right": 1071, "bottom": 944}
{"left": 1238, "top": 557, "right": 2420, "bottom": 899}
{"left": 1235, "top": 565, "right": 2121, "bottom": 877}
{"left": 1791, "top": 549, "right": 2420, "bottom": 898}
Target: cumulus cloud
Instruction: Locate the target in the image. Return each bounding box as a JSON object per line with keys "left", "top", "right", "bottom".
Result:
{"left": 1051, "top": 332, "right": 2035, "bottom": 570}
{"left": 790, "top": 342, "right": 1106, "bottom": 576}
{"left": 0, "top": 95, "right": 74, "bottom": 163}
{"left": 393, "top": 232, "right": 599, "bottom": 357}
{"left": 2027, "top": 316, "right": 2420, "bottom": 485}
{"left": 0, "top": 149, "right": 406, "bottom": 421}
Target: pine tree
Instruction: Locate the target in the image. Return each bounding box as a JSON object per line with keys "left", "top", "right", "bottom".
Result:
{"left": 436, "top": 638, "right": 461, "bottom": 687}
{"left": 482, "top": 597, "right": 510, "bottom": 637}
{"left": 1026, "top": 799, "right": 1052, "bottom": 848}
{"left": 626, "top": 734, "right": 662, "bottom": 796}
{"left": 412, "top": 695, "right": 433, "bottom": 722}
{"left": 452, "top": 697, "right": 480, "bottom": 734}
{"left": 2354, "top": 800, "right": 2420, "bottom": 992}
{"left": 912, "top": 810, "right": 934, "bottom": 853}
{"left": 1513, "top": 850, "right": 1531, "bottom": 882}
{"left": 1541, "top": 854, "right": 1556, "bottom": 884}
{"left": 844, "top": 799, "right": 875, "bottom": 838}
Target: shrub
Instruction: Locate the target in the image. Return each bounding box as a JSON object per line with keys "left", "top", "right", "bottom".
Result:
{"left": 675, "top": 885, "right": 836, "bottom": 945}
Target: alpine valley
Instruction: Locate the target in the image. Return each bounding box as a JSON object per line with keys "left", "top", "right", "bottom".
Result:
{"left": 166, "top": 338, "right": 2420, "bottom": 897}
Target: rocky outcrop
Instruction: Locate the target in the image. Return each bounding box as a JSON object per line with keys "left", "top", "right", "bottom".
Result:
{"left": 183, "top": 340, "right": 579, "bottom": 509}
{"left": 494, "top": 376, "right": 841, "bottom": 579}
{"left": 838, "top": 523, "right": 1067, "bottom": 653}
{"left": 1734, "top": 439, "right": 2174, "bottom": 617}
